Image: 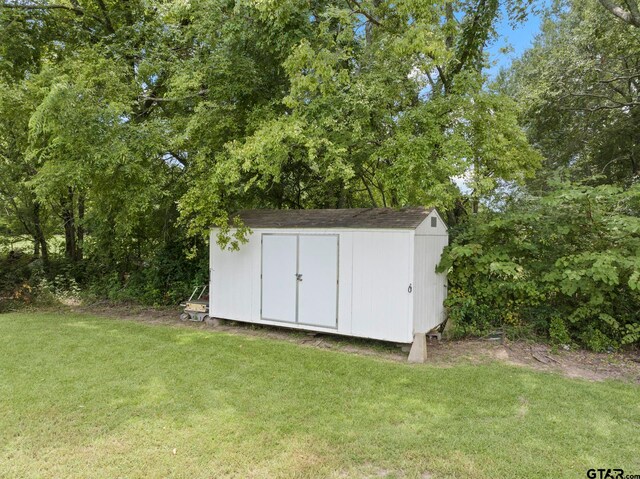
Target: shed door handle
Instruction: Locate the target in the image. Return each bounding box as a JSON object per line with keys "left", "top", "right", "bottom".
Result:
{"left": 296, "top": 273, "right": 303, "bottom": 282}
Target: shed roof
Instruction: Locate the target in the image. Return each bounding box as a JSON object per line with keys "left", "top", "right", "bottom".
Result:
{"left": 235, "top": 207, "right": 434, "bottom": 229}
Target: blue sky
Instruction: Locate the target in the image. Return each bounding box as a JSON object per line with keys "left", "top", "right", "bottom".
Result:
{"left": 486, "top": 6, "right": 546, "bottom": 77}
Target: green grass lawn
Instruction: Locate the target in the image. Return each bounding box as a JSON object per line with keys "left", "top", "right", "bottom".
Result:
{"left": 0, "top": 313, "right": 638, "bottom": 479}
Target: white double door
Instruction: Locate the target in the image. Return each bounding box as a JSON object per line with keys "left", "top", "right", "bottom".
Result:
{"left": 261, "top": 234, "right": 338, "bottom": 328}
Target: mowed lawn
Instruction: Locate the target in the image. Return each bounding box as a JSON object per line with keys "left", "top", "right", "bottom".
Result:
{"left": 0, "top": 313, "right": 638, "bottom": 479}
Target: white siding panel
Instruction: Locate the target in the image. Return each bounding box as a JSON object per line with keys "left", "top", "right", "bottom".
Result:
{"left": 351, "top": 231, "right": 413, "bottom": 343}
{"left": 210, "top": 230, "right": 254, "bottom": 321}
{"left": 413, "top": 234, "right": 448, "bottom": 333}
{"left": 336, "top": 232, "right": 353, "bottom": 336}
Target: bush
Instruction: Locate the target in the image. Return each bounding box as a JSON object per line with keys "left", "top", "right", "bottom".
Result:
{"left": 439, "top": 180, "right": 640, "bottom": 351}
{"left": 0, "top": 251, "right": 39, "bottom": 311}
{"left": 0, "top": 234, "right": 208, "bottom": 309}
{"left": 580, "top": 327, "right": 615, "bottom": 353}
{"left": 549, "top": 316, "right": 572, "bottom": 347}
{"left": 83, "top": 236, "right": 208, "bottom": 305}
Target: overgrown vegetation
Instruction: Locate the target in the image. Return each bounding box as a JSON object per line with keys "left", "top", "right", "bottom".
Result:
{"left": 439, "top": 180, "right": 640, "bottom": 351}
{"left": 1, "top": 0, "right": 639, "bottom": 349}
{"left": 437, "top": 0, "right": 640, "bottom": 350}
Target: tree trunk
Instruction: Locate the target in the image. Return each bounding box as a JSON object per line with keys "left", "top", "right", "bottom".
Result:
{"left": 38, "top": 233, "right": 49, "bottom": 265}
{"left": 365, "top": 0, "right": 382, "bottom": 45}
{"left": 631, "top": 151, "right": 638, "bottom": 176}
{"left": 32, "top": 200, "right": 49, "bottom": 265}
{"left": 445, "top": 2, "right": 454, "bottom": 48}
{"left": 446, "top": 197, "right": 468, "bottom": 227}
{"left": 62, "top": 187, "right": 76, "bottom": 261}
{"left": 76, "top": 193, "right": 85, "bottom": 261}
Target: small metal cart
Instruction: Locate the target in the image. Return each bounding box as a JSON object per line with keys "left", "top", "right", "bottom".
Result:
{"left": 180, "top": 285, "right": 209, "bottom": 322}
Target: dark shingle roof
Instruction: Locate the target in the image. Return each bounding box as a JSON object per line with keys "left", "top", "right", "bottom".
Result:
{"left": 234, "top": 208, "right": 433, "bottom": 229}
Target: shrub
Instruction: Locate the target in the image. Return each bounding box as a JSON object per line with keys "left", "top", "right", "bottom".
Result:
{"left": 82, "top": 236, "right": 208, "bottom": 305}
{"left": 549, "top": 316, "right": 572, "bottom": 347}
{"left": 580, "top": 327, "right": 615, "bottom": 353}
{"left": 439, "top": 180, "right": 640, "bottom": 351}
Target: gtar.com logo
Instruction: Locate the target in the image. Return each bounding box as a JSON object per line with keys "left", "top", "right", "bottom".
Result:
{"left": 586, "top": 469, "right": 625, "bottom": 479}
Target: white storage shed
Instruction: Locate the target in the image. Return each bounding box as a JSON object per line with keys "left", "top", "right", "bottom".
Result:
{"left": 209, "top": 208, "right": 448, "bottom": 356}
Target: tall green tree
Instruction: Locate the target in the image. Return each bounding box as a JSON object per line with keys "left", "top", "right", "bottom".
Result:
{"left": 1, "top": 0, "right": 190, "bottom": 270}
{"left": 439, "top": 0, "right": 640, "bottom": 349}
{"left": 177, "top": 0, "right": 541, "bottom": 243}
{"left": 504, "top": 0, "right": 640, "bottom": 185}
{"left": 0, "top": 82, "right": 52, "bottom": 261}
{"left": 0, "top": 0, "right": 542, "bottom": 301}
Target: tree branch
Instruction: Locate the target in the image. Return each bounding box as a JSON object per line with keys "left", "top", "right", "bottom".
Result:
{"left": 561, "top": 103, "right": 639, "bottom": 112}
{"left": 1, "top": 1, "right": 105, "bottom": 25}
{"left": 139, "top": 89, "right": 208, "bottom": 103}
{"left": 2, "top": 2, "right": 83, "bottom": 16}
{"left": 436, "top": 65, "right": 449, "bottom": 92}
{"left": 598, "top": 73, "right": 640, "bottom": 83}
{"left": 94, "top": 0, "right": 115, "bottom": 34}
{"left": 451, "top": 0, "right": 496, "bottom": 77}
{"left": 561, "top": 91, "right": 639, "bottom": 107}
{"left": 625, "top": 0, "right": 640, "bottom": 22}
{"left": 597, "top": 0, "right": 640, "bottom": 27}
{"left": 345, "top": 0, "right": 381, "bottom": 27}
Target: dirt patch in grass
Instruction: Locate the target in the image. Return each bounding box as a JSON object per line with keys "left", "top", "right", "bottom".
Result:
{"left": 71, "top": 301, "right": 640, "bottom": 383}
{"left": 421, "top": 338, "right": 640, "bottom": 383}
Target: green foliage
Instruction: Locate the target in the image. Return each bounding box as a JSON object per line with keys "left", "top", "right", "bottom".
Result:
{"left": 503, "top": 0, "right": 640, "bottom": 187}
{"left": 580, "top": 327, "right": 616, "bottom": 353}
{"left": 549, "top": 316, "right": 572, "bottom": 347}
{"left": 177, "top": 0, "right": 541, "bottom": 241}
{"left": 35, "top": 273, "right": 82, "bottom": 305}
{"left": 0, "top": 251, "right": 85, "bottom": 310}
{"left": 0, "top": 252, "right": 34, "bottom": 310}
{"left": 84, "top": 236, "right": 208, "bottom": 305}
{"left": 440, "top": 180, "right": 640, "bottom": 350}
{"left": 3, "top": 0, "right": 638, "bottom": 349}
